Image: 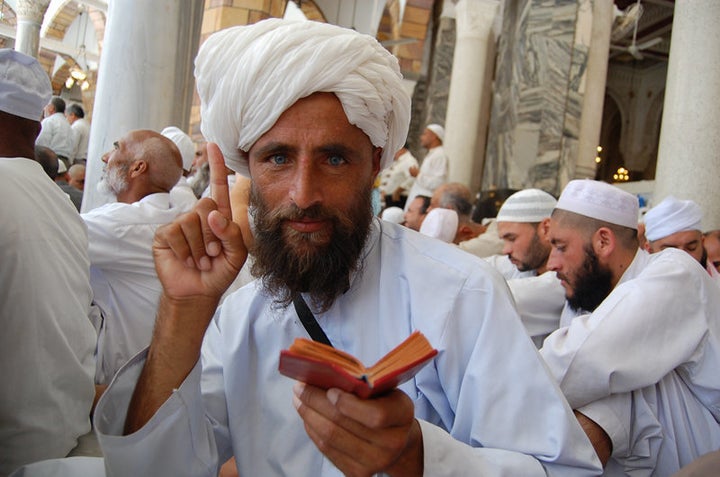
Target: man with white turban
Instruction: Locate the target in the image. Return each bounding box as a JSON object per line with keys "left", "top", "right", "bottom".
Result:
{"left": 643, "top": 195, "right": 719, "bottom": 285}
{"left": 404, "top": 123, "right": 448, "bottom": 210}
{"left": 94, "top": 20, "right": 602, "bottom": 476}
{"left": 539, "top": 180, "right": 720, "bottom": 475}
{"left": 485, "top": 188, "right": 565, "bottom": 347}
{"left": 162, "top": 126, "right": 199, "bottom": 212}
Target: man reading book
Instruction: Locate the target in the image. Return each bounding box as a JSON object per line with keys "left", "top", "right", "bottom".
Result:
{"left": 94, "top": 19, "right": 604, "bottom": 476}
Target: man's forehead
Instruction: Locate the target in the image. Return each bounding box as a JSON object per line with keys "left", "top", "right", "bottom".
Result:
{"left": 653, "top": 229, "right": 702, "bottom": 246}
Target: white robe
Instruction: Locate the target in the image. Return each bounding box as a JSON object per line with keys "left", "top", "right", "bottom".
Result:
{"left": 541, "top": 248, "right": 720, "bottom": 475}
{"left": 404, "top": 145, "right": 447, "bottom": 209}
{"left": 35, "top": 112, "right": 75, "bottom": 159}
{"left": 484, "top": 255, "right": 565, "bottom": 347}
{"left": 82, "top": 193, "right": 184, "bottom": 384}
{"left": 0, "top": 158, "right": 96, "bottom": 475}
{"left": 94, "top": 220, "right": 602, "bottom": 476}
{"left": 378, "top": 150, "right": 418, "bottom": 197}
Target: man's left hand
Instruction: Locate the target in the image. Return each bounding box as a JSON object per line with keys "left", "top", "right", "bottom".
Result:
{"left": 293, "top": 382, "right": 423, "bottom": 477}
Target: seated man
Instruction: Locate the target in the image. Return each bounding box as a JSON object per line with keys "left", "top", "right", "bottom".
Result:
{"left": 378, "top": 142, "right": 417, "bottom": 209}
{"left": 82, "top": 130, "right": 183, "bottom": 384}
{"left": 429, "top": 182, "right": 487, "bottom": 244}
{"left": 540, "top": 180, "right": 720, "bottom": 475}
{"left": 0, "top": 49, "right": 96, "bottom": 475}
{"left": 402, "top": 194, "right": 430, "bottom": 231}
{"left": 489, "top": 188, "right": 565, "bottom": 347}
{"left": 94, "top": 20, "right": 602, "bottom": 476}
{"left": 162, "top": 126, "right": 198, "bottom": 213}
{"left": 34, "top": 146, "right": 83, "bottom": 211}
{"left": 643, "top": 195, "right": 720, "bottom": 285}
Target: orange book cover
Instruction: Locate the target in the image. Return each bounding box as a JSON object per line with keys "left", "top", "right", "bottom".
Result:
{"left": 278, "top": 331, "right": 438, "bottom": 399}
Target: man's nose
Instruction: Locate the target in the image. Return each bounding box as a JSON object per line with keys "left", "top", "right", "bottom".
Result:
{"left": 547, "top": 249, "right": 561, "bottom": 271}
{"left": 288, "top": 160, "right": 321, "bottom": 210}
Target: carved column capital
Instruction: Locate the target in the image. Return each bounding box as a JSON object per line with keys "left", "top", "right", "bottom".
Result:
{"left": 15, "top": 0, "right": 50, "bottom": 23}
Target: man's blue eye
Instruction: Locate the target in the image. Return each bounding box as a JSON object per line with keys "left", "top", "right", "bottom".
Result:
{"left": 328, "top": 155, "right": 345, "bottom": 166}
{"left": 270, "top": 155, "right": 287, "bottom": 165}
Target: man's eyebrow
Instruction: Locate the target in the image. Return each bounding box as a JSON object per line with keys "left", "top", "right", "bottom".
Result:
{"left": 251, "top": 142, "right": 296, "bottom": 158}
{"left": 316, "top": 143, "right": 355, "bottom": 157}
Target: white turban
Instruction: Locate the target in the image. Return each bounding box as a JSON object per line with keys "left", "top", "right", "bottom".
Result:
{"left": 381, "top": 206, "right": 405, "bottom": 224}
{"left": 497, "top": 189, "right": 557, "bottom": 223}
{"left": 195, "top": 19, "right": 411, "bottom": 177}
{"left": 420, "top": 208, "right": 458, "bottom": 243}
{"left": 644, "top": 196, "right": 703, "bottom": 242}
{"left": 556, "top": 180, "right": 639, "bottom": 229}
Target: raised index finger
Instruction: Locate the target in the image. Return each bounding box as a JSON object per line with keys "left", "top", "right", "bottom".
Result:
{"left": 207, "top": 142, "right": 232, "bottom": 219}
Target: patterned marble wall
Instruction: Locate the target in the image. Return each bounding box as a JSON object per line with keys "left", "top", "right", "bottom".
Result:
{"left": 483, "top": 0, "right": 590, "bottom": 196}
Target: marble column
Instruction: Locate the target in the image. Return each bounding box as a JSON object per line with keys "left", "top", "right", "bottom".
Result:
{"left": 572, "top": 0, "right": 612, "bottom": 183}
{"left": 444, "top": 0, "right": 499, "bottom": 193}
{"left": 654, "top": 0, "right": 720, "bottom": 230}
{"left": 82, "top": 0, "right": 204, "bottom": 212}
{"left": 14, "top": 0, "right": 50, "bottom": 57}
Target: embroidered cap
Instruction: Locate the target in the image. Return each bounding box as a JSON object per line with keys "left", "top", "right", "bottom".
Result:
{"left": 555, "top": 180, "right": 639, "bottom": 229}
{"left": 496, "top": 189, "right": 557, "bottom": 223}
{"left": 0, "top": 49, "right": 52, "bottom": 121}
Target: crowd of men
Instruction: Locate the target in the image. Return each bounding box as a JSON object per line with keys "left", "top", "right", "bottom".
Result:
{"left": 1, "top": 17, "right": 719, "bottom": 477}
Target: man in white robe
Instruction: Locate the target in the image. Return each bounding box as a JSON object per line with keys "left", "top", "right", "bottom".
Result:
{"left": 93, "top": 20, "right": 604, "bottom": 476}
{"left": 0, "top": 49, "right": 97, "bottom": 476}
{"left": 162, "top": 126, "right": 199, "bottom": 213}
{"left": 404, "top": 124, "right": 447, "bottom": 210}
{"left": 490, "top": 188, "right": 565, "bottom": 347}
{"left": 83, "top": 130, "right": 184, "bottom": 384}
{"left": 643, "top": 195, "right": 720, "bottom": 287}
{"left": 540, "top": 180, "right": 720, "bottom": 475}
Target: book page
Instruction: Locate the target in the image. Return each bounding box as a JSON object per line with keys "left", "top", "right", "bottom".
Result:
{"left": 288, "top": 338, "right": 366, "bottom": 377}
{"left": 366, "top": 331, "right": 434, "bottom": 381}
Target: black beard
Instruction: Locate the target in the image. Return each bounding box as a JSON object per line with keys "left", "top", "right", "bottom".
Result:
{"left": 567, "top": 246, "right": 614, "bottom": 313}
{"left": 516, "top": 232, "right": 549, "bottom": 272}
{"left": 249, "top": 184, "right": 373, "bottom": 313}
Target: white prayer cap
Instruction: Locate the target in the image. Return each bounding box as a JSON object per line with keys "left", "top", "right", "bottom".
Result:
{"left": 0, "top": 49, "right": 52, "bottom": 121}
{"left": 57, "top": 159, "right": 67, "bottom": 174}
{"left": 195, "top": 19, "right": 411, "bottom": 177}
{"left": 420, "top": 208, "right": 458, "bottom": 243}
{"left": 644, "top": 196, "right": 703, "bottom": 242}
{"left": 161, "top": 126, "right": 194, "bottom": 172}
{"left": 496, "top": 189, "right": 557, "bottom": 223}
{"left": 425, "top": 124, "right": 445, "bottom": 142}
{"left": 556, "top": 179, "right": 639, "bottom": 229}
{"left": 381, "top": 206, "right": 404, "bottom": 224}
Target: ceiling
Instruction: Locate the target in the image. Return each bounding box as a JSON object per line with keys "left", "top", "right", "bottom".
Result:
{"left": 610, "top": 0, "right": 675, "bottom": 67}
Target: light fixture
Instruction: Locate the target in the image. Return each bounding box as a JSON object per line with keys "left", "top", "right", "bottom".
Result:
{"left": 70, "top": 67, "right": 87, "bottom": 81}
{"left": 65, "top": 77, "right": 75, "bottom": 89}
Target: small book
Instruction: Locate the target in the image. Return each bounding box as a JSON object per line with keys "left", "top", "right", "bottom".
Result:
{"left": 278, "top": 331, "right": 438, "bottom": 399}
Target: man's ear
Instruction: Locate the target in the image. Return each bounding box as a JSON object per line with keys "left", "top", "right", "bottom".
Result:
{"left": 129, "top": 160, "right": 147, "bottom": 178}
{"left": 371, "top": 147, "right": 383, "bottom": 177}
{"left": 592, "top": 227, "right": 616, "bottom": 259}
{"left": 537, "top": 217, "right": 552, "bottom": 241}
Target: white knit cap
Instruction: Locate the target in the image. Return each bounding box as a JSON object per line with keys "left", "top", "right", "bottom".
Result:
{"left": 161, "top": 126, "right": 195, "bottom": 172}
{"left": 420, "top": 208, "right": 458, "bottom": 243}
{"left": 556, "top": 180, "right": 639, "bottom": 229}
{"left": 496, "top": 189, "right": 557, "bottom": 223}
{"left": 195, "top": 19, "right": 410, "bottom": 177}
{"left": 381, "top": 206, "right": 404, "bottom": 224}
{"left": 0, "top": 49, "right": 52, "bottom": 121}
{"left": 426, "top": 124, "right": 445, "bottom": 142}
{"left": 644, "top": 195, "right": 703, "bottom": 242}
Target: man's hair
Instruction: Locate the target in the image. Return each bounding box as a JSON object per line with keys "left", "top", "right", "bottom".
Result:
{"left": 50, "top": 96, "right": 66, "bottom": 114}
{"left": 34, "top": 145, "right": 59, "bottom": 179}
{"left": 436, "top": 183, "right": 473, "bottom": 222}
{"left": 416, "top": 195, "right": 431, "bottom": 215}
{"left": 552, "top": 209, "right": 638, "bottom": 250}
{"left": 67, "top": 103, "right": 84, "bottom": 118}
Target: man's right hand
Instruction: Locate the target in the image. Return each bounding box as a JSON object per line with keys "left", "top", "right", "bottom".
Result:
{"left": 153, "top": 143, "right": 248, "bottom": 302}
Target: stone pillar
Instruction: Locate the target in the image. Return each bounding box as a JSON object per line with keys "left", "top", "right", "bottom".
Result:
{"left": 82, "top": 0, "right": 204, "bottom": 212}
{"left": 654, "top": 0, "right": 720, "bottom": 230}
{"left": 444, "top": 0, "right": 499, "bottom": 192}
{"left": 573, "top": 0, "right": 613, "bottom": 183}
{"left": 14, "top": 0, "right": 50, "bottom": 57}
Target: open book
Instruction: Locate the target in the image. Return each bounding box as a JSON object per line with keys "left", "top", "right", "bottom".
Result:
{"left": 279, "top": 331, "right": 438, "bottom": 399}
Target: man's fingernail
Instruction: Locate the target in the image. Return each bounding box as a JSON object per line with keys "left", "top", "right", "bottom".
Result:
{"left": 293, "top": 381, "right": 305, "bottom": 397}
{"left": 326, "top": 388, "right": 340, "bottom": 405}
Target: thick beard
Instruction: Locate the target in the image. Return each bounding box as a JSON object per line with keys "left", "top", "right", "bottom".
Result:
{"left": 96, "top": 163, "right": 129, "bottom": 197}
{"left": 516, "top": 232, "right": 549, "bottom": 272}
{"left": 249, "top": 184, "right": 374, "bottom": 313}
{"left": 567, "top": 245, "right": 614, "bottom": 313}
